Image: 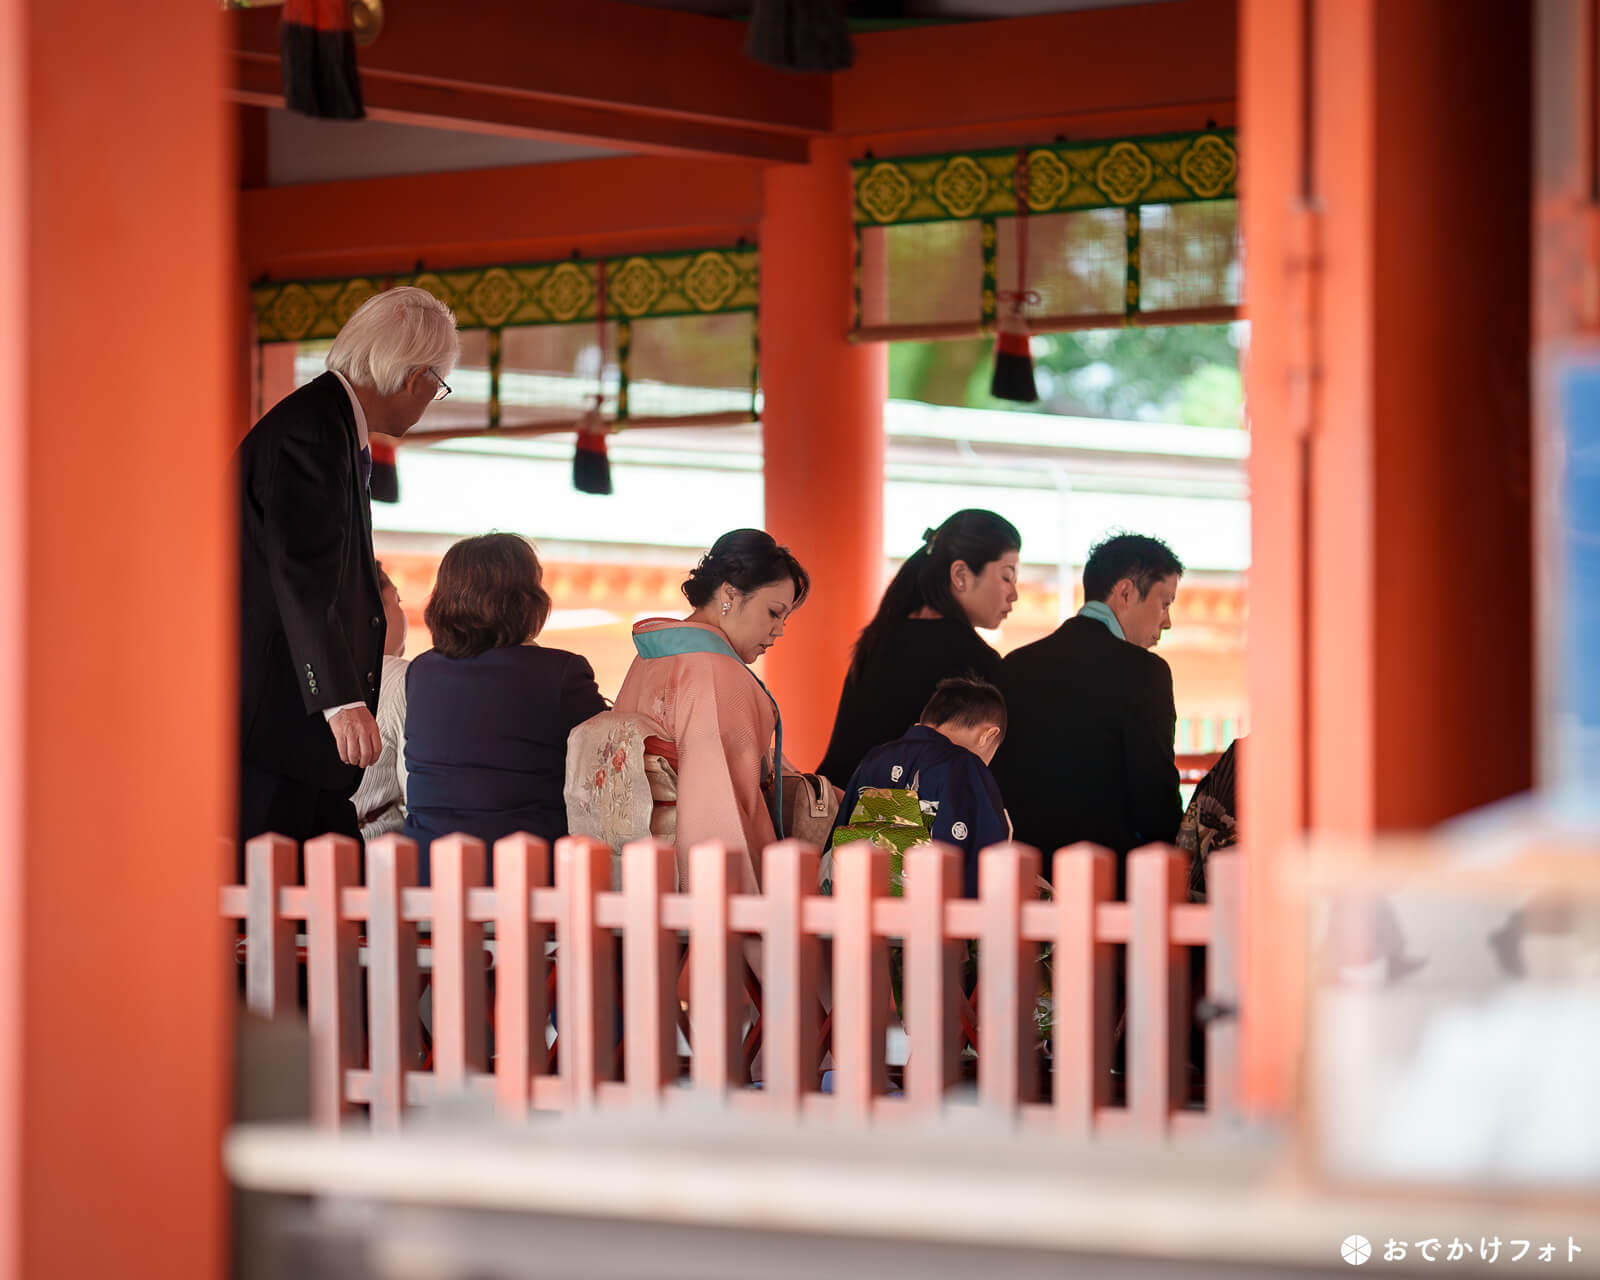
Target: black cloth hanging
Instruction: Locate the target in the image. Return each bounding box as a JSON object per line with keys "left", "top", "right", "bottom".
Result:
{"left": 746, "top": 0, "right": 854, "bottom": 72}
{"left": 281, "top": 0, "right": 365, "bottom": 120}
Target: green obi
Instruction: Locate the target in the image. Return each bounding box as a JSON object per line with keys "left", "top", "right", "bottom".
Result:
{"left": 824, "top": 786, "right": 932, "bottom": 898}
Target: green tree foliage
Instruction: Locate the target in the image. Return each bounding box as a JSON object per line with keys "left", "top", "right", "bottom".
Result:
{"left": 891, "top": 323, "right": 1244, "bottom": 425}
{"left": 888, "top": 337, "right": 989, "bottom": 405}
{"left": 1172, "top": 362, "right": 1244, "bottom": 429}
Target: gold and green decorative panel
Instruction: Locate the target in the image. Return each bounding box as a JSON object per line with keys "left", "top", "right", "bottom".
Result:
{"left": 852, "top": 130, "right": 1237, "bottom": 227}
{"left": 253, "top": 246, "right": 759, "bottom": 344}
{"left": 852, "top": 130, "right": 1239, "bottom": 335}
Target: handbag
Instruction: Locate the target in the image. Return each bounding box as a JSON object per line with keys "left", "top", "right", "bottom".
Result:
{"left": 765, "top": 767, "right": 840, "bottom": 848}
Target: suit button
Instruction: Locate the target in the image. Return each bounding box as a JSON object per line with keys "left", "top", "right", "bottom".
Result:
{"left": 366, "top": 671, "right": 375, "bottom": 684}
{"left": 370, "top": 616, "right": 381, "bottom": 628}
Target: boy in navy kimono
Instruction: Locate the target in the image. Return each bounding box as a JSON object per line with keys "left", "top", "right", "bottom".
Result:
{"left": 830, "top": 677, "right": 1011, "bottom": 898}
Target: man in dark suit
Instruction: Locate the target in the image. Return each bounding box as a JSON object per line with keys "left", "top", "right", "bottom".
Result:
{"left": 237, "top": 286, "right": 458, "bottom": 860}
{"left": 991, "top": 533, "right": 1185, "bottom": 889}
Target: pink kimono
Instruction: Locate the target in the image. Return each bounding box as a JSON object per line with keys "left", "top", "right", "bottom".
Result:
{"left": 613, "top": 618, "right": 777, "bottom": 893}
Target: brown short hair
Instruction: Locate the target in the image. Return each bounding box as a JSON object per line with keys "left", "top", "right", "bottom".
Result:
{"left": 424, "top": 534, "right": 552, "bottom": 659}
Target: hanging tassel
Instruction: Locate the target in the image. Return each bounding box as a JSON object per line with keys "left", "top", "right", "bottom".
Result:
{"left": 574, "top": 263, "right": 614, "bottom": 495}
{"left": 369, "top": 437, "right": 399, "bottom": 504}
{"left": 573, "top": 402, "right": 613, "bottom": 496}
{"left": 990, "top": 309, "right": 1038, "bottom": 403}
{"left": 990, "top": 148, "right": 1039, "bottom": 404}
{"left": 746, "top": 0, "right": 854, "bottom": 72}
{"left": 281, "top": 0, "right": 365, "bottom": 120}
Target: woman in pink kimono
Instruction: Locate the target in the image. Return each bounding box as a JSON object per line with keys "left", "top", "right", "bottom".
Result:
{"left": 612, "top": 529, "right": 809, "bottom": 893}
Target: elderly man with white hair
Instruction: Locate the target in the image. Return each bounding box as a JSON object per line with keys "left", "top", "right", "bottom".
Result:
{"left": 236, "top": 286, "right": 458, "bottom": 864}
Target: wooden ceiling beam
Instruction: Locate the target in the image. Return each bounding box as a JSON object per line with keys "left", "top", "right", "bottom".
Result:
{"left": 240, "top": 154, "right": 765, "bottom": 280}
{"left": 229, "top": 2, "right": 826, "bottom": 163}
{"left": 834, "top": 0, "right": 1236, "bottom": 141}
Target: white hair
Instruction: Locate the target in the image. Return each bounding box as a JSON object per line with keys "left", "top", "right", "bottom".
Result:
{"left": 326, "top": 286, "right": 460, "bottom": 395}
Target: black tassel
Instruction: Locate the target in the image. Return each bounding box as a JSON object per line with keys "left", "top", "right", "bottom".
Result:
{"left": 281, "top": 0, "right": 365, "bottom": 120}
{"left": 746, "top": 0, "right": 854, "bottom": 72}
{"left": 574, "top": 429, "right": 613, "bottom": 495}
{"left": 990, "top": 311, "right": 1038, "bottom": 403}
{"left": 369, "top": 438, "right": 399, "bottom": 504}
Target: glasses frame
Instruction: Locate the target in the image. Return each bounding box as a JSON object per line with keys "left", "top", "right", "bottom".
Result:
{"left": 426, "top": 367, "right": 452, "bottom": 401}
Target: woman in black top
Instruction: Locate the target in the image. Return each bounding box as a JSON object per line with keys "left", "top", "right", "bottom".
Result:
{"left": 817, "top": 510, "right": 1021, "bottom": 784}
{"left": 402, "top": 533, "right": 606, "bottom": 881}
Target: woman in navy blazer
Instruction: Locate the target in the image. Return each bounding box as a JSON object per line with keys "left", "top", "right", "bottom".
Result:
{"left": 402, "top": 533, "right": 607, "bottom": 881}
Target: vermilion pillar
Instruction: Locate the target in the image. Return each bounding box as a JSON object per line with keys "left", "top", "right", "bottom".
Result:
{"left": 760, "top": 138, "right": 888, "bottom": 770}
{"left": 1242, "top": 0, "right": 1533, "bottom": 1112}
{"left": 1238, "top": 0, "right": 1308, "bottom": 1115}
{"left": 0, "top": 2, "right": 231, "bottom": 1276}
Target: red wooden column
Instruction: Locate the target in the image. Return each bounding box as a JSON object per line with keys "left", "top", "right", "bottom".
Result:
{"left": 1325, "top": 0, "right": 1532, "bottom": 830}
{"left": 1238, "top": 0, "right": 1309, "bottom": 1116}
{"left": 760, "top": 137, "right": 888, "bottom": 771}
{"left": 1241, "top": 0, "right": 1533, "bottom": 1112}
{"left": 0, "top": 1, "right": 231, "bottom": 1277}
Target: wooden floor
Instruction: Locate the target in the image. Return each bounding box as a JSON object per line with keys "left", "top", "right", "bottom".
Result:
{"left": 227, "top": 1112, "right": 1600, "bottom": 1279}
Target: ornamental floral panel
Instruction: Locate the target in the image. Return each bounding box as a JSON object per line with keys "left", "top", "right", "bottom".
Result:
{"left": 852, "top": 129, "right": 1239, "bottom": 334}
{"left": 253, "top": 246, "right": 759, "bottom": 344}
{"left": 852, "top": 130, "right": 1237, "bottom": 227}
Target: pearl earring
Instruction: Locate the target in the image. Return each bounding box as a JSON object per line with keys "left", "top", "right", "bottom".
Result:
{"left": 721, "top": 601, "right": 731, "bottom": 615}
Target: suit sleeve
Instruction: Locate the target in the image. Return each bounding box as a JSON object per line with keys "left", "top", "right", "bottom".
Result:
{"left": 1124, "top": 658, "right": 1183, "bottom": 846}
{"left": 260, "top": 423, "right": 365, "bottom": 714}
{"left": 558, "top": 654, "right": 610, "bottom": 730}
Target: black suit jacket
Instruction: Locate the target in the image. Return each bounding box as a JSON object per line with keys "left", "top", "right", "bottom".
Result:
{"left": 990, "top": 616, "right": 1182, "bottom": 871}
{"left": 237, "top": 373, "right": 384, "bottom": 792}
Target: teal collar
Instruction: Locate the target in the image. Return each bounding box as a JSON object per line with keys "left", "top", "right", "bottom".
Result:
{"left": 1078, "top": 600, "right": 1126, "bottom": 641}
{"left": 633, "top": 623, "right": 787, "bottom": 839}
{"left": 634, "top": 622, "right": 745, "bottom": 665}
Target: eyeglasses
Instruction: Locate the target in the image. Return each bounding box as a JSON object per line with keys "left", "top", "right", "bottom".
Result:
{"left": 426, "top": 368, "right": 452, "bottom": 401}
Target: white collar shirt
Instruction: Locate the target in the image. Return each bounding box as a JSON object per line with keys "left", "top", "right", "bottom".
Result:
{"left": 330, "top": 369, "right": 370, "bottom": 451}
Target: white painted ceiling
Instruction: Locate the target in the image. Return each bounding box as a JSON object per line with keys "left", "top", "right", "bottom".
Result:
{"left": 266, "top": 109, "right": 624, "bottom": 186}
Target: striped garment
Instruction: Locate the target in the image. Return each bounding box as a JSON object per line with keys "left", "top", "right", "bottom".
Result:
{"left": 352, "top": 653, "right": 409, "bottom": 842}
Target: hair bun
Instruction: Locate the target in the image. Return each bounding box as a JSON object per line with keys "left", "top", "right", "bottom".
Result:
{"left": 680, "top": 529, "right": 810, "bottom": 610}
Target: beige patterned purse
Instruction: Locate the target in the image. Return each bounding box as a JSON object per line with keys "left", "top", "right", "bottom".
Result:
{"left": 765, "top": 768, "right": 841, "bottom": 849}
